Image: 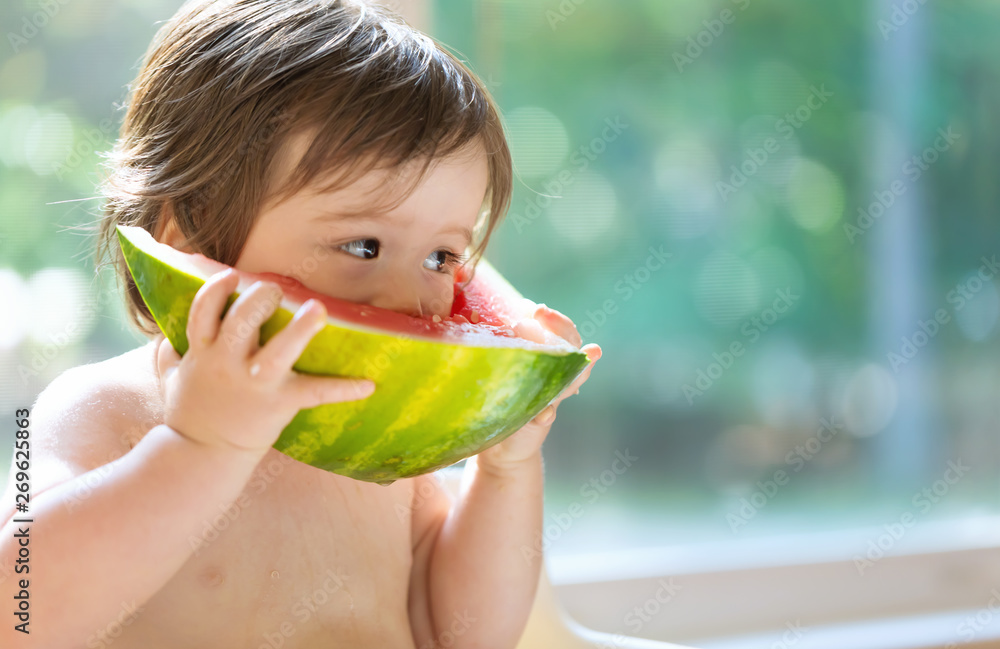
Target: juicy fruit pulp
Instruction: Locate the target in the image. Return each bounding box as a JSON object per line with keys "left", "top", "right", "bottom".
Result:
{"left": 116, "top": 225, "right": 590, "bottom": 484}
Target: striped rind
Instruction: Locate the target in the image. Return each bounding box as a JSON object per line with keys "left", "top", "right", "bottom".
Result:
{"left": 117, "top": 226, "right": 590, "bottom": 483}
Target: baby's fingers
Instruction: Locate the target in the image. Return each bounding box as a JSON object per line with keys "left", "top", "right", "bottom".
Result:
{"left": 250, "top": 299, "right": 326, "bottom": 380}
{"left": 534, "top": 305, "right": 583, "bottom": 348}
{"left": 556, "top": 344, "right": 602, "bottom": 400}
{"left": 288, "top": 374, "right": 376, "bottom": 410}
{"left": 187, "top": 269, "right": 239, "bottom": 350}
{"left": 219, "top": 280, "right": 283, "bottom": 356}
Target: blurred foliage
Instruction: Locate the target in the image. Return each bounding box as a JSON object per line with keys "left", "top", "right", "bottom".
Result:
{"left": 1, "top": 0, "right": 999, "bottom": 552}
{"left": 435, "top": 0, "right": 1000, "bottom": 547}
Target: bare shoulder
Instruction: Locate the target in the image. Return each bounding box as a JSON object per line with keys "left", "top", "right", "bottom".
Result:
{"left": 18, "top": 340, "right": 163, "bottom": 496}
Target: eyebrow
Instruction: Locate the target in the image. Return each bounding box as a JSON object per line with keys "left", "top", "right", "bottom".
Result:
{"left": 441, "top": 225, "right": 473, "bottom": 246}
{"left": 313, "top": 210, "right": 472, "bottom": 246}
{"left": 312, "top": 209, "right": 385, "bottom": 221}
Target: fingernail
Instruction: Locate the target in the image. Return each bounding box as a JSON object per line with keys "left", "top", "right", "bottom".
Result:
{"left": 356, "top": 380, "right": 376, "bottom": 396}
{"left": 537, "top": 405, "right": 555, "bottom": 425}
{"left": 302, "top": 299, "right": 325, "bottom": 324}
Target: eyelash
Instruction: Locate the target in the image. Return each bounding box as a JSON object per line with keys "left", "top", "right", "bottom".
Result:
{"left": 433, "top": 250, "right": 468, "bottom": 272}
{"left": 335, "top": 238, "right": 467, "bottom": 274}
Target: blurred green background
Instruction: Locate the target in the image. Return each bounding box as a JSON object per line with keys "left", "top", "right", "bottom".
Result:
{"left": 2, "top": 0, "right": 999, "bottom": 556}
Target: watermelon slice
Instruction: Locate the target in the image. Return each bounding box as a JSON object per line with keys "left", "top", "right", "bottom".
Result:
{"left": 115, "top": 225, "right": 590, "bottom": 484}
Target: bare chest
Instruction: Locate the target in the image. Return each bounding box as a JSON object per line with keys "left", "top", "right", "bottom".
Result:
{"left": 120, "top": 429, "right": 417, "bottom": 647}
{"left": 107, "top": 343, "right": 419, "bottom": 647}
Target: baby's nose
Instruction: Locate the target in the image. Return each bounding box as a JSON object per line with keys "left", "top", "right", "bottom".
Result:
{"left": 368, "top": 284, "right": 451, "bottom": 319}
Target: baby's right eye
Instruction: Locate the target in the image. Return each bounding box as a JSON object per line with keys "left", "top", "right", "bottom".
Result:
{"left": 340, "top": 238, "right": 380, "bottom": 260}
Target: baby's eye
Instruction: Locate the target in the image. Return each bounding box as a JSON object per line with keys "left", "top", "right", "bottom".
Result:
{"left": 340, "top": 238, "right": 379, "bottom": 260}
{"left": 423, "top": 250, "right": 464, "bottom": 274}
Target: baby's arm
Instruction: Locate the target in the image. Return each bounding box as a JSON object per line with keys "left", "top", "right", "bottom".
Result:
{"left": 424, "top": 453, "right": 547, "bottom": 648}
{"left": 0, "top": 270, "right": 374, "bottom": 647}
{"left": 0, "top": 384, "right": 268, "bottom": 645}
{"left": 409, "top": 306, "right": 601, "bottom": 649}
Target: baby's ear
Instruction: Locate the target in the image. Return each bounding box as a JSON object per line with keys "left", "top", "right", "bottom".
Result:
{"left": 154, "top": 203, "right": 194, "bottom": 253}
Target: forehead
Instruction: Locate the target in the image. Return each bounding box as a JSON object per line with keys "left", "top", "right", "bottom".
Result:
{"left": 264, "top": 128, "right": 489, "bottom": 214}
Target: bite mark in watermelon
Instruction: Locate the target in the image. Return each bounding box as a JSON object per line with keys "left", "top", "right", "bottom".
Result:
{"left": 115, "top": 225, "right": 590, "bottom": 484}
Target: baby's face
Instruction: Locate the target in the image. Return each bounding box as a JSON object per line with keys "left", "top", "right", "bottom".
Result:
{"left": 234, "top": 135, "right": 489, "bottom": 319}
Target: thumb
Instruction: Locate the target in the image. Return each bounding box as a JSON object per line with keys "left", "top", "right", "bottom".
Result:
{"left": 289, "top": 374, "right": 376, "bottom": 409}
{"left": 533, "top": 402, "right": 559, "bottom": 427}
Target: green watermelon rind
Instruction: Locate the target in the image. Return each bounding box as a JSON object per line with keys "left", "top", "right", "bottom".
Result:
{"left": 116, "top": 225, "right": 590, "bottom": 484}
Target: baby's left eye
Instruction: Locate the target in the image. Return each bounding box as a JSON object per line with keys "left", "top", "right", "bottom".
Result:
{"left": 423, "top": 250, "right": 463, "bottom": 273}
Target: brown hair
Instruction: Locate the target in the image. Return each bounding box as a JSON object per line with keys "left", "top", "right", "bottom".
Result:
{"left": 95, "top": 0, "right": 512, "bottom": 336}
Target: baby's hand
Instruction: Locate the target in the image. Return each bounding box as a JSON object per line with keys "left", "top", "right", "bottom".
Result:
{"left": 156, "top": 269, "right": 376, "bottom": 455}
{"left": 477, "top": 305, "right": 601, "bottom": 474}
